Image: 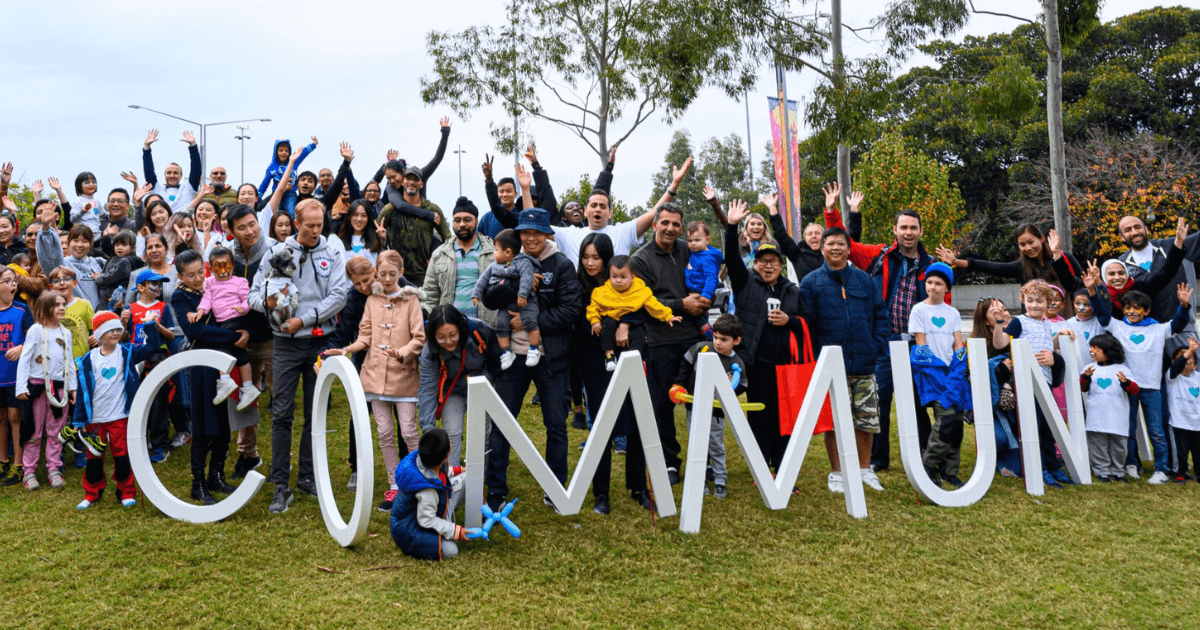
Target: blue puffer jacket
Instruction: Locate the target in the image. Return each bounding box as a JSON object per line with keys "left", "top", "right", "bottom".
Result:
{"left": 389, "top": 451, "right": 452, "bottom": 560}
{"left": 798, "top": 262, "right": 889, "bottom": 375}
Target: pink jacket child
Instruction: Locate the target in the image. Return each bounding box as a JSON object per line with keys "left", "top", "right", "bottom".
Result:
{"left": 189, "top": 266, "right": 261, "bottom": 411}
{"left": 198, "top": 275, "right": 250, "bottom": 323}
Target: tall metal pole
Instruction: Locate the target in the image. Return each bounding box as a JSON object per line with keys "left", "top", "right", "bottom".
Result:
{"left": 745, "top": 96, "right": 753, "bottom": 186}
{"left": 830, "top": 0, "right": 852, "bottom": 222}
{"left": 453, "top": 145, "right": 466, "bottom": 196}
{"left": 235, "top": 126, "right": 251, "bottom": 185}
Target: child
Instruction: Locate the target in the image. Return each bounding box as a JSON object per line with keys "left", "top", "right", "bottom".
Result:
{"left": 16, "top": 292, "right": 76, "bottom": 490}
{"left": 323, "top": 250, "right": 424, "bottom": 511}
{"left": 1059, "top": 288, "right": 1105, "bottom": 369}
{"left": 684, "top": 221, "right": 723, "bottom": 339}
{"left": 71, "top": 171, "right": 102, "bottom": 238}
{"left": 1080, "top": 333, "right": 1138, "bottom": 482}
{"left": 1086, "top": 261, "right": 1190, "bottom": 485}
{"left": 994, "top": 279, "right": 1072, "bottom": 489}
{"left": 188, "top": 246, "right": 261, "bottom": 410}
{"left": 39, "top": 224, "right": 105, "bottom": 309}
{"left": 96, "top": 230, "right": 143, "bottom": 310}
{"left": 1167, "top": 337, "right": 1200, "bottom": 484}
{"left": 389, "top": 429, "right": 483, "bottom": 560}
{"left": 123, "top": 268, "right": 177, "bottom": 464}
{"left": 258, "top": 138, "right": 317, "bottom": 217}
{"left": 0, "top": 268, "right": 30, "bottom": 486}
{"left": 71, "top": 311, "right": 162, "bottom": 509}
{"left": 6, "top": 253, "right": 33, "bottom": 305}
{"left": 473, "top": 229, "right": 542, "bottom": 370}
{"left": 49, "top": 267, "right": 95, "bottom": 364}
{"left": 586, "top": 255, "right": 682, "bottom": 371}
{"left": 908, "top": 262, "right": 970, "bottom": 488}
{"left": 671, "top": 314, "right": 746, "bottom": 499}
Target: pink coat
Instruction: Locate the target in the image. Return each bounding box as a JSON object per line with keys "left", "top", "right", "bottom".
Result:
{"left": 199, "top": 275, "right": 250, "bottom": 323}
{"left": 355, "top": 286, "right": 425, "bottom": 397}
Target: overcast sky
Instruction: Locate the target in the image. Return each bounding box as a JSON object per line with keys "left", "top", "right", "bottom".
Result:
{"left": 3, "top": 0, "right": 1191, "bottom": 210}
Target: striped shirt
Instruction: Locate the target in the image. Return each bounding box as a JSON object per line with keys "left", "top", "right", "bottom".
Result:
{"left": 454, "top": 239, "right": 483, "bottom": 317}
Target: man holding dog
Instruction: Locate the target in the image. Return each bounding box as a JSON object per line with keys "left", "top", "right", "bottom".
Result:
{"left": 250, "top": 199, "right": 348, "bottom": 513}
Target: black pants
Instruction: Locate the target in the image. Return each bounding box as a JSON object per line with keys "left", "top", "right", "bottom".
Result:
{"left": 191, "top": 409, "right": 231, "bottom": 483}
{"left": 647, "top": 340, "right": 701, "bottom": 471}
{"left": 1173, "top": 426, "right": 1200, "bottom": 477}
{"left": 581, "top": 345, "right": 647, "bottom": 499}
{"left": 747, "top": 361, "right": 790, "bottom": 472}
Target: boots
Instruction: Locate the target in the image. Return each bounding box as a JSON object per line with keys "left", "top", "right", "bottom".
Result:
{"left": 191, "top": 479, "right": 217, "bottom": 505}
{"left": 207, "top": 470, "right": 236, "bottom": 494}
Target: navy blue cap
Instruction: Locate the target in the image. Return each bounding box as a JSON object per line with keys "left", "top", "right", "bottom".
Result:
{"left": 515, "top": 208, "right": 553, "bottom": 234}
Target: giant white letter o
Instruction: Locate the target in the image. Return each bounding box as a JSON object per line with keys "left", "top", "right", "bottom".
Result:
{"left": 312, "top": 355, "right": 374, "bottom": 547}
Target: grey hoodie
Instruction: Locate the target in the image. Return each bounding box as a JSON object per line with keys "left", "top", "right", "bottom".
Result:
{"left": 249, "top": 234, "right": 348, "bottom": 338}
{"left": 37, "top": 226, "right": 104, "bottom": 308}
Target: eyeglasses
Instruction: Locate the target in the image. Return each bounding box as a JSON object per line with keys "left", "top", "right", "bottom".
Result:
{"left": 755, "top": 258, "right": 782, "bottom": 268}
{"left": 50, "top": 277, "right": 74, "bottom": 285}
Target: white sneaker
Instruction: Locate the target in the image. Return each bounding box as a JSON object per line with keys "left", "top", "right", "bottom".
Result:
{"left": 827, "top": 471, "right": 845, "bottom": 494}
{"left": 236, "top": 384, "right": 263, "bottom": 411}
{"left": 76, "top": 499, "right": 92, "bottom": 510}
{"left": 213, "top": 376, "right": 238, "bottom": 405}
{"left": 500, "top": 351, "right": 516, "bottom": 370}
{"left": 526, "top": 346, "right": 541, "bottom": 367}
{"left": 1125, "top": 464, "right": 1140, "bottom": 480}
{"left": 861, "top": 468, "right": 885, "bottom": 491}
{"left": 604, "top": 358, "right": 617, "bottom": 372}
{"left": 346, "top": 472, "right": 357, "bottom": 491}
{"left": 1147, "top": 470, "right": 1169, "bottom": 485}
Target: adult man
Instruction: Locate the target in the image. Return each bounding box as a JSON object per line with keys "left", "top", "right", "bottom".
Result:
{"left": 315, "top": 168, "right": 335, "bottom": 199}
{"left": 799, "top": 226, "right": 889, "bottom": 493}
{"left": 631, "top": 202, "right": 707, "bottom": 485}
{"left": 249, "top": 199, "right": 348, "bottom": 513}
{"left": 1116, "top": 215, "right": 1200, "bottom": 323}
{"left": 203, "top": 166, "right": 239, "bottom": 207}
{"left": 478, "top": 162, "right": 519, "bottom": 240}
{"left": 141, "top": 128, "right": 201, "bottom": 211}
{"left": 422, "top": 196, "right": 496, "bottom": 325}
{"left": 225, "top": 204, "right": 277, "bottom": 478}
{"left": 555, "top": 155, "right": 690, "bottom": 267}
{"left": 485, "top": 208, "right": 581, "bottom": 512}
{"left": 380, "top": 165, "right": 448, "bottom": 287}
{"left": 824, "top": 185, "right": 934, "bottom": 472}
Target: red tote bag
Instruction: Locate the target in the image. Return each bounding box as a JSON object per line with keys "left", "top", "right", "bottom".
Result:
{"left": 777, "top": 319, "right": 834, "bottom": 436}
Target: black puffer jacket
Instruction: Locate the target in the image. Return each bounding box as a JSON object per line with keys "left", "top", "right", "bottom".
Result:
{"left": 725, "top": 224, "right": 810, "bottom": 365}
{"left": 530, "top": 242, "right": 582, "bottom": 372}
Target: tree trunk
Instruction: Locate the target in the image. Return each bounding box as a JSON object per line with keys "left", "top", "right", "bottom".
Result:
{"left": 1043, "top": 0, "right": 1071, "bottom": 253}
{"left": 830, "top": 0, "right": 852, "bottom": 222}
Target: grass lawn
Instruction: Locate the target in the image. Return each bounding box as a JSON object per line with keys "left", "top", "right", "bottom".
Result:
{"left": 4, "top": 383, "right": 1200, "bottom": 629}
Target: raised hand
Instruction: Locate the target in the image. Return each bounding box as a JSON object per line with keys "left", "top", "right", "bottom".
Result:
{"left": 703, "top": 185, "right": 716, "bottom": 201}
{"left": 374, "top": 219, "right": 387, "bottom": 240}
{"left": 144, "top": 129, "right": 159, "bottom": 149}
{"left": 822, "top": 182, "right": 841, "bottom": 208}
{"left": 440, "top": 116, "right": 451, "bottom": 129}
{"left": 1047, "top": 229, "right": 1061, "bottom": 255}
{"left": 1083, "top": 365, "right": 1095, "bottom": 377}
{"left": 1177, "top": 216, "right": 1189, "bottom": 247}
{"left": 310, "top": 135, "right": 319, "bottom": 146}
{"left": 726, "top": 199, "right": 750, "bottom": 225}
{"left": 935, "top": 246, "right": 960, "bottom": 267}
{"left": 608, "top": 144, "right": 618, "bottom": 165}
{"left": 103, "top": 223, "right": 119, "bottom": 237}
{"left": 515, "top": 163, "right": 532, "bottom": 190}
{"left": 197, "top": 183, "right": 214, "bottom": 198}
{"left": 848, "top": 190, "right": 864, "bottom": 213}
{"left": 1083, "top": 259, "right": 1099, "bottom": 289}
{"left": 1117, "top": 371, "right": 1129, "bottom": 384}
{"left": 387, "top": 149, "right": 399, "bottom": 161}
{"left": 1178, "top": 282, "right": 1193, "bottom": 308}
{"left": 524, "top": 143, "right": 537, "bottom": 165}
{"left": 134, "top": 182, "right": 152, "bottom": 203}
{"left": 340, "top": 142, "right": 354, "bottom": 162}
{"left": 31, "top": 179, "right": 43, "bottom": 198}
{"left": 0, "top": 197, "right": 15, "bottom": 213}
{"left": 48, "top": 176, "right": 63, "bottom": 194}
{"left": 671, "top": 157, "right": 693, "bottom": 187}
{"left": 761, "top": 193, "right": 779, "bottom": 214}
{"left": 120, "top": 171, "right": 139, "bottom": 186}
{"left": 482, "top": 154, "right": 494, "bottom": 179}
{"left": 1188, "top": 336, "right": 1200, "bottom": 355}
{"left": 0, "top": 162, "right": 11, "bottom": 186}
{"left": 182, "top": 130, "right": 196, "bottom": 146}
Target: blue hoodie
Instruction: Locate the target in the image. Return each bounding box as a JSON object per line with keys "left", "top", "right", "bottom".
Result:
{"left": 257, "top": 139, "right": 316, "bottom": 198}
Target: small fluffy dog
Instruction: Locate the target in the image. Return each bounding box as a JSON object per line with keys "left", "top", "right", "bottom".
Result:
{"left": 265, "top": 248, "right": 299, "bottom": 329}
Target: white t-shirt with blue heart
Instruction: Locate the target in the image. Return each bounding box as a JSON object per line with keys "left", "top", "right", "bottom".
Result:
{"left": 1168, "top": 369, "right": 1200, "bottom": 431}
{"left": 1082, "top": 362, "right": 1135, "bottom": 436}
{"left": 1103, "top": 320, "right": 1172, "bottom": 389}
{"left": 89, "top": 347, "right": 126, "bottom": 424}
{"left": 908, "top": 301, "right": 961, "bottom": 365}
{"left": 1056, "top": 315, "right": 1104, "bottom": 369}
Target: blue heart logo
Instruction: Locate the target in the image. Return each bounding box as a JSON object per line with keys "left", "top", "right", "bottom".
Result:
{"left": 1096, "top": 378, "right": 1113, "bottom": 389}
{"left": 1190, "top": 387, "right": 1199, "bottom": 399}
{"left": 101, "top": 367, "right": 117, "bottom": 380}
{"left": 931, "top": 317, "right": 946, "bottom": 328}
{"left": 168, "top": 195, "right": 177, "bottom": 202}
{"left": 1084, "top": 332, "right": 1091, "bottom": 340}
{"left": 1130, "top": 334, "right": 1145, "bottom": 345}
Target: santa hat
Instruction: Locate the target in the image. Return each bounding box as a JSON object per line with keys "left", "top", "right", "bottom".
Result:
{"left": 92, "top": 311, "right": 124, "bottom": 340}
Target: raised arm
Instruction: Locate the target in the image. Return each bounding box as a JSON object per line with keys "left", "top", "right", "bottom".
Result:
{"left": 183, "top": 131, "right": 201, "bottom": 190}
{"left": 723, "top": 202, "right": 750, "bottom": 292}
{"left": 527, "top": 145, "right": 559, "bottom": 219}
{"left": 594, "top": 145, "right": 616, "bottom": 195}
{"left": 419, "top": 118, "right": 451, "bottom": 181}
{"left": 142, "top": 129, "right": 159, "bottom": 185}
{"left": 704, "top": 186, "right": 728, "bottom": 228}
{"left": 641, "top": 157, "right": 692, "bottom": 237}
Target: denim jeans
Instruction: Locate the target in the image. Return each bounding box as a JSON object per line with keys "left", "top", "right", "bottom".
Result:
{"left": 1127, "top": 388, "right": 1169, "bottom": 473}
{"left": 485, "top": 359, "right": 570, "bottom": 500}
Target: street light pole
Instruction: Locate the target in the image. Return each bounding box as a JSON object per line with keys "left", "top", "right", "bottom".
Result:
{"left": 235, "top": 126, "right": 251, "bottom": 185}
{"left": 128, "top": 105, "right": 270, "bottom": 185}
{"left": 453, "top": 144, "right": 466, "bottom": 196}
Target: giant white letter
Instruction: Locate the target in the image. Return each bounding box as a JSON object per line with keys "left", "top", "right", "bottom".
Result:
{"left": 1011, "top": 338, "right": 1090, "bottom": 495}
{"left": 312, "top": 355, "right": 374, "bottom": 547}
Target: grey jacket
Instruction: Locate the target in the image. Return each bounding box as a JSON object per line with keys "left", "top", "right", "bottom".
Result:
{"left": 422, "top": 236, "right": 497, "bottom": 325}
{"left": 249, "top": 235, "right": 348, "bottom": 338}
{"left": 37, "top": 226, "right": 104, "bottom": 308}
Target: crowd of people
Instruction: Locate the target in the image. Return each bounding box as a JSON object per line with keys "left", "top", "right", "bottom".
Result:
{"left": 1, "top": 118, "right": 1198, "bottom": 561}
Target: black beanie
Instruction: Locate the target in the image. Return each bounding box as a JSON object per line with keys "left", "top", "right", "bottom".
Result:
{"left": 453, "top": 196, "right": 479, "bottom": 218}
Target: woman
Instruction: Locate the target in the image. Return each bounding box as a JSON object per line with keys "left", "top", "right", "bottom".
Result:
{"left": 0, "top": 213, "right": 29, "bottom": 267}
{"left": 236, "top": 183, "right": 260, "bottom": 209}
{"left": 137, "top": 199, "right": 173, "bottom": 257}
{"left": 193, "top": 197, "right": 222, "bottom": 254}
{"left": 938, "top": 224, "right": 1082, "bottom": 294}
{"left": 574, "top": 232, "right": 652, "bottom": 514}
{"left": 738, "top": 212, "right": 779, "bottom": 269}
{"left": 337, "top": 200, "right": 384, "bottom": 265}
{"left": 362, "top": 180, "right": 384, "bottom": 213}
{"left": 417, "top": 305, "right": 501, "bottom": 475}
{"left": 973, "top": 297, "right": 1024, "bottom": 478}
{"left": 164, "top": 211, "right": 200, "bottom": 260}
{"left": 725, "top": 200, "right": 811, "bottom": 474}
{"left": 125, "top": 234, "right": 178, "bottom": 305}
{"left": 269, "top": 210, "right": 293, "bottom": 242}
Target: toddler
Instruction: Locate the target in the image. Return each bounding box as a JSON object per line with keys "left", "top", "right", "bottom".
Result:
{"left": 188, "top": 246, "right": 261, "bottom": 410}
{"left": 389, "top": 429, "right": 483, "bottom": 560}
{"left": 70, "top": 171, "right": 102, "bottom": 238}
{"left": 258, "top": 138, "right": 317, "bottom": 217}
{"left": 1167, "top": 338, "right": 1200, "bottom": 484}
{"left": 96, "top": 230, "right": 143, "bottom": 310}
{"left": 1080, "top": 333, "right": 1138, "bottom": 482}
{"left": 587, "top": 255, "right": 681, "bottom": 371}
{"left": 684, "top": 221, "right": 722, "bottom": 339}
{"left": 473, "top": 229, "right": 542, "bottom": 370}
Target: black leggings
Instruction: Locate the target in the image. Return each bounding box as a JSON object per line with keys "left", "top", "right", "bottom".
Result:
{"left": 1173, "top": 426, "right": 1200, "bottom": 477}
{"left": 747, "top": 361, "right": 789, "bottom": 472}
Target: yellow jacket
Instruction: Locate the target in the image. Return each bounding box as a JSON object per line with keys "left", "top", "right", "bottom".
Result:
{"left": 586, "top": 277, "right": 675, "bottom": 325}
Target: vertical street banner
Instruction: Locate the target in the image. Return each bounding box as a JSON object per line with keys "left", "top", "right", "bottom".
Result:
{"left": 767, "top": 96, "right": 802, "bottom": 236}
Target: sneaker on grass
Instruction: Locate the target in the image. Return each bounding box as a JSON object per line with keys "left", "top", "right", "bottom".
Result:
{"left": 268, "top": 485, "right": 294, "bottom": 514}
{"left": 860, "top": 469, "right": 885, "bottom": 491}
{"left": 169, "top": 431, "right": 191, "bottom": 449}
{"left": 48, "top": 470, "right": 66, "bottom": 488}
{"left": 213, "top": 376, "right": 238, "bottom": 405}
{"left": 378, "top": 489, "right": 398, "bottom": 512}
{"left": 827, "top": 472, "right": 844, "bottom": 494}
{"left": 1147, "top": 470, "right": 1170, "bottom": 485}
{"left": 150, "top": 448, "right": 169, "bottom": 464}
